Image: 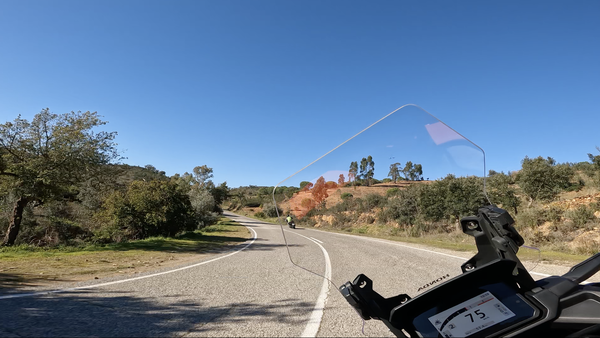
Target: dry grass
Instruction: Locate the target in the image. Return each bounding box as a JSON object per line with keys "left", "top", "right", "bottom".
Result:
{"left": 0, "top": 219, "right": 250, "bottom": 289}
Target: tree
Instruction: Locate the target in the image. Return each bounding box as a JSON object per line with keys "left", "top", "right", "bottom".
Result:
{"left": 419, "top": 175, "right": 486, "bottom": 222}
{"left": 366, "top": 155, "right": 375, "bottom": 186}
{"left": 359, "top": 158, "right": 368, "bottom": 182}
{"left": 517, "top": 156, "right": 574, "bottom": 205}
{"left": 0, "top": 109, "right": 120, "bottom": 246}
{"left": 97, "top": 180, "right": 196, "bottom": 240}
{"left": 487, "top": 172, "right": 521, "bottom": 215}
{"left": 188, "top": 185, "right": 218, "bottom": 227}
{"left": 348, "top": 161, "right": 358, "bottom": 187}
{"left": 359, "top": 156, "right": 375, "bottom": 186}
{"left": 311, "top": 176, "right": 329, "bottom": 208}
{"left": 257, "top": 186, "right": 271, "bottom": 198}
{"left": 402, "top": 161, "right": 413, "bottom": 181}
{"left": 388, "top": 162, "right": 401, "bottom": 183}
{"left": 444, "top": 175, "right": 486, "bottom": 221}
{"left": 413, "top": 164, "right": 423, "bottom": 181}
{"left": 338, "top": 174, "right": 345, "bottom": 186}
{"left": 209, "top": 181, "right": 229, "bottom": 213}
{"left": 588, "top": 147, "right": 600, "bottom": 170}
{"left": 402, "top": 161, "right": 423, "bottom": 181}
{"left": 192, "top": 165, "right": 214, "bottom": 188}
{"left": 300, "top": 181, "right": 313, "bottom": 191}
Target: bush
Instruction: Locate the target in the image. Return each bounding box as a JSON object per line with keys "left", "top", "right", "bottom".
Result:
{"left": 517, "top": 157, "right": 574, "bottom": 202}
{"left": 262, "top": 204, "right": 283, "bottom": 218}
{"left": 544, "top": 205, "right": 564, "bottom": 223}
{"left": 188, "top": 187, "right": 219, "bottom": 228}
{"left": 378, "top": 189, "right": 418, "bottom": 226}
{"left": 245, "top": 201, "right": 261, "bottom": 208}
{"left": 254, "top": 211, "right": 266, "bottom": 218}
{"left": 331, "top": 212, "right": 353, "bottom": 229}
{"left": 94, "top": 180, "right": 197, "bottom": 241}
{"left": 299, "top": 216, "right": 317, "bottom": 227}
{"left": 364, "top": 193, "right": 385, "bottom": 210}
{"left": 340, "top": 192, "right": 353, "bottom": 200}
{"left": 567, "top": 205, "right": 595, "bottom": 229}
{"left": 386, "top": 188, "right": 400, "bottom": 197}
{"left": 515, "top": 207, "right": 547, "bottom": 229}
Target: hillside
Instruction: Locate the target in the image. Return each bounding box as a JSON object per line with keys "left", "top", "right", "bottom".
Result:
{"left": 281, "top": 181, "right": 429, "bottom": 218}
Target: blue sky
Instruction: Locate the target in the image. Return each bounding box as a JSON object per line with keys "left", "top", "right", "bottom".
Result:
{"left": 1, "top": 1, "right": 599, "bottom": 188}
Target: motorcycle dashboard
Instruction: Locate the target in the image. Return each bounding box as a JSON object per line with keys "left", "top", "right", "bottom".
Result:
{"left": 390, "top": 260, "right": 541, "bottom": 337}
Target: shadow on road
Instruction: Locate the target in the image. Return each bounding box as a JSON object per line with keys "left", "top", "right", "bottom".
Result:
{"left": 0, "top": 272, "right": 73, "bottom": 293}
{"left": 0, "top": 289, "right": 314, "bottom": 337}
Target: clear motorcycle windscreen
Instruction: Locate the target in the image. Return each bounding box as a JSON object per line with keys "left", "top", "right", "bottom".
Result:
{"left": 273, "top": 105, "right": 539, "bottom": 296}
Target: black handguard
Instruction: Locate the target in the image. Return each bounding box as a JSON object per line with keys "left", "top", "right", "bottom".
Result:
{"left": 460, "top": 205, "right": 537, "bottom": 291}
{"left": 339, "top": 206, "right": 537, "bottom": 337}
{"left": 339, "top": 274, "right": 411, "bottom": 335}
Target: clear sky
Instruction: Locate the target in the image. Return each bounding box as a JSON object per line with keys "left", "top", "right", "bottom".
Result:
{"left": 1, "top": 1, "right": 599, "bottom": 188}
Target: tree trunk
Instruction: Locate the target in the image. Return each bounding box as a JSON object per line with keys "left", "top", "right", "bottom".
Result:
{"left": 2, "top": 197, "right": 30, "bottom": 246}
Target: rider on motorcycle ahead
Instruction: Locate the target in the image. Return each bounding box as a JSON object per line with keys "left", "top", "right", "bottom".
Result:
{"left": 285, "top": 215, "right": 295, "bottom": 229}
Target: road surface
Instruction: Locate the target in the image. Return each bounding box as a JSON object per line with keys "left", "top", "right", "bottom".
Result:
{"left": 0, "top": 211, "right": 592, "bottom": 337}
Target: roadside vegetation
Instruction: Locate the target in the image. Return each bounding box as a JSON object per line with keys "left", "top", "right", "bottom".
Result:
{"left": 0, "top": 219, "right": 250, "bottom": 287}
{"left": 0, "top": 109, "right": 230, "bottom": 250}
{"left": 231, "top": 152, "right": 600, "bottom": 261}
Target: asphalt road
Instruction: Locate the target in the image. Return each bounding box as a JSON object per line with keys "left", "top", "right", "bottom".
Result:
{"left": 0, "top": 212, "right": 596, "bottom": 337}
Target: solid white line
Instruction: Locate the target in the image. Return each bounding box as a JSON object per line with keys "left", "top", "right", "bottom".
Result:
{"left": 288, "top": 231, "right": 331, "bottom": 338}
{"left": 302, "top": 229, "right": 560, "bottom": 279}
{"left": 0, "top": 226, "right": 258, "bottom": 300}
{"left": 309, "top": 237, "right": 324, "bottom": 244}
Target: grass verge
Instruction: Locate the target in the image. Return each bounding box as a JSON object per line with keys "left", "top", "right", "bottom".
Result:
{"left": 0, "top": 218, "right": 250, "bottom": 290}
{"left": 234, "top": 209, "right": 590, "bottom": 266}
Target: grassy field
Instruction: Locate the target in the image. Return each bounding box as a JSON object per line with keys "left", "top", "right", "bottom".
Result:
{"left": 0, "top": 219, "right": 250, "bottom": 290}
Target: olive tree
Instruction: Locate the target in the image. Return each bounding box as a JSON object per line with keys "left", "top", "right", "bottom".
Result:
{"left": 487, "top": 172, "right": 521, "bottom": 215}
{"left": 517, "top": 156, "right": 574, "bottom": 205}
{"left": 0, "top": 109, "right": 120, "bottom": 245}
{"left": 96, "top": 180, "right": 196, "bottom": 241}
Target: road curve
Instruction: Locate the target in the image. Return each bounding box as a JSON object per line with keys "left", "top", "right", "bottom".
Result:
{"left": 0, "top": 213, "right": 325, "bottom": 337}
{"left": 1, "top": 212, "right": 595, "bottom": 337}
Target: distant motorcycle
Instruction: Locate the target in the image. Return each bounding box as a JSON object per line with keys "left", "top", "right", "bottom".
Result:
{"left": 287, "top": 220, "right": 296, "bottom": 229}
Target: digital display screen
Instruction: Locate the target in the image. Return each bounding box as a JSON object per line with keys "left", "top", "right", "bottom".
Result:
{"left": 428, "top": 291, "right": 515, "bottom": 337}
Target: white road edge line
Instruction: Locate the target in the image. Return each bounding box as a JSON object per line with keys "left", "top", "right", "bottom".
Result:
{"left": 323, "top": 230, "right": 600, "bottom": 284}
{"left": 0, "top": 226, "right": 258, "bottom": 300}
{"left": 309, "top": 237, "right": 324, "bottom": 244}
{"left": 304, "top": 229, "right": 556, "bottom": 278}
{"left": 285, "top": 230, "right": 332, "bottom": 338}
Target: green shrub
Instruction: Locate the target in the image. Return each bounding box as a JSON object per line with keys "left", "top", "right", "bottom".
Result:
{"left": 567, "top": 205, "right": 595, "bottom": 228}
{"left": 254, "top": 211, "right": 266, "bottom": 218}
{"left": 94, "top": 180, "right": 197, "bottom": 242}
{"left": 262, "top": 204, "right": 283, "bottom": 218}
{"left": 515, "top": 207, "right": 547, "bottom": 229}
{"left": 331, "top": 212, "right": 352, "bottom": 230}
{"left": 341, "top": 192, "right": 353, "bottom": 200}
{"left": 545, "top": 205, "right": 564, "bottom": 223}
{"left": 364, "top": 193, "right": 385, "bottom": 210}
{"left": 517, "top": 157, "right": 574, "bottom": 202}
{"left": 565, "top": 177, "right": 585, "bottom": 192}
{"left": 386, "top": 188, "right": 400, "bottom": 197}
{"left": 299, "top": 216, "right": 317, "bottom": 227}
{"left": 244, "top": 201, "right": 261, "bottom": 208}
